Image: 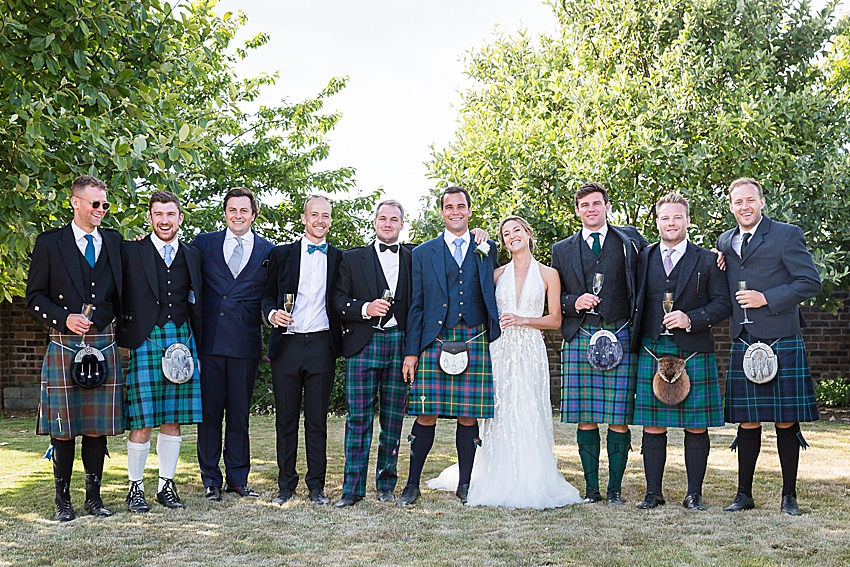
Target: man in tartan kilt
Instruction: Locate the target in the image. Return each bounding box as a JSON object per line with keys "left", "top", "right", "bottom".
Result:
{"left": 117, "top": 191, "right": 203, "bottom": 513}
{"left": 397, "top": 186, "right": 500, "bottom": 506}
{"left": 26, "top": 175, "right": 124, "bottom": 522}
{"left": 632, "top": 193, "right": 731, "bottom": 511}
{"left": 715, "top": 178, "right": 821, "bottom": 516}
{"left": 551, "top": 182, "right": 648, "bottom": 506}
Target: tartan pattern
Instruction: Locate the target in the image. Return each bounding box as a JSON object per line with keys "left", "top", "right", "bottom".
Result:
{"left": 125, "top": 320, "right": 202, "bottom": 430}
{"left": 342, "top": 327, "right": 409, "bottom": 497}
{"left": 37, "top": 324, "right": 124, "bottom": 437}
{"left": 409, "top": 322, "right": 494, "bottom": 418}
{"left": 633, "top": 335, "right": 724, "bottom": 428}
{"left": 560, "top": 319, "right": 636, "bottom": 425}
{"left": 724, "top": 333, "right": 819, "bottom": 424}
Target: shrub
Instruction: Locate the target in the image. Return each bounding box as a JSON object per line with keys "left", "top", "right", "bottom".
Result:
{"left": 815, "top": 378, "right": 850, "bottom": 408}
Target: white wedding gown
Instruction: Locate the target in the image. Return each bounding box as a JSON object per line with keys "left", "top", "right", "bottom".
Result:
{"left": 427, "top": 259, "right": 582, "bottom": 509}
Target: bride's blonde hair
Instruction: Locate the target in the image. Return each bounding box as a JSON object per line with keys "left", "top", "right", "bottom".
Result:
{"left": 498, "top": 215, "right": 535, "bottom": 253}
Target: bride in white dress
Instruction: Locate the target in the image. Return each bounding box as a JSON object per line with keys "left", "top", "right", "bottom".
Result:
{"left": 427, "top": 216, "right": 582, "bottom": 509}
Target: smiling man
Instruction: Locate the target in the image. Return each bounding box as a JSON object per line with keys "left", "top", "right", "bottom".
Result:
{"left": 117, "top": 191, "right": 203, "bottom": 513}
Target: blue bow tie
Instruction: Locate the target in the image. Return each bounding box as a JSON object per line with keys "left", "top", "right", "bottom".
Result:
{"left": 308, "top": 242, "right": 328, "bottom": 254}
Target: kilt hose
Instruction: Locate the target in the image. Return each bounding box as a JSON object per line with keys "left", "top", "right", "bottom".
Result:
{"left": 37, "top": 324, "right": 124, "bottom": 437}
{"left": 725, "top": 332, "right": 819, "bottom": 424}
{"left": 633, "top": 335, "right": 724, "bottom": 429}
{"left": 560, "top": 318, "right": 636, "bottom": 425}
{"left": 343, "top": 327, "right": 409, "bottom": 497}
{"left": 409, "top": 322, "right": 494, "bottom": 419}
{"left": 125, "top": 320, "right": 202, "bottom": 430}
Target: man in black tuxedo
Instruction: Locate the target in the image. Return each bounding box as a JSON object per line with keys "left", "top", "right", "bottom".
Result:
{"left": 26, "top": 175, "right": 124, "bottom": 522}
{"left": 262, "top": 195, "right": 343, "bottom": 506}
{"left": 193, "top": 187, "right": 274, "bottom": 502}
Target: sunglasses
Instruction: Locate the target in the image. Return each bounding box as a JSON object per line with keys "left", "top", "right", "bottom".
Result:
{"left": 80, "top": 199, "right": 110, "bottom": 211}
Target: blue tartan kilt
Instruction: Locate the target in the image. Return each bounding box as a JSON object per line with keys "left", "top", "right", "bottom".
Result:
{"left": 409, "top": 323, "right": 494, "bottom": 419}
{"left": 125, "top": 320, "right": 202, "bottom": 430}
{"left": 724, "top": 333, "right": 819, "bottom": 424}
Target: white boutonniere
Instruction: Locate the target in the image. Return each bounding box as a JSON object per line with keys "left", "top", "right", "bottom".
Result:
{"left": 474, "top": 241, "right": 490, "bottom": 258}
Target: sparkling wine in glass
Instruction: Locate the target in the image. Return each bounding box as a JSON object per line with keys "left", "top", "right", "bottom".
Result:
{"left": 661, "top": 292, "right": 674, "bottom": 336}
{"left": 738, "top": 281, "right": 753, "bottom": 325}
{"left": 373, "top": 289, "right": 394, "bottom": 331}
{"left": 78, "top": 303, "right": 95, "bottom": 347}
{"left": 283, "top": 293, "right": 295, "bottom": 334}
{"left": 588, "top": 273, "right": 604, "bottom": 315}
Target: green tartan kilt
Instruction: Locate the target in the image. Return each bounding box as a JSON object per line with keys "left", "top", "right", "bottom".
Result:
{"left": 633, "top": 335, "right": 724, "bottom": 429}
{"left": 409, "top": 323, "right": 494, "bottom": 419}
{"left": 125, "top": 320, "right": 202, "bottom": 430}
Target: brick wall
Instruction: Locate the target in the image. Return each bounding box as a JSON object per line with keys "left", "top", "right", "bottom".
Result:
{"left": 1, "top": 297, "right": 47, "bottom": 409}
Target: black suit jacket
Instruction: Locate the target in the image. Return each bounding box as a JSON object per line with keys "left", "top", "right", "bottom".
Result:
{"left": 116, "top": 236, "right": 203, "bottom": 350}
{"left": 334, "top": 242, "right": 414, "bottom": 358}
{"left": 716, "top": 215, "right": 821, "bottom": 339}
{"left": 261, "top": 240, "right": 343, "bottom": 360}
{"left": 551, "top": 224, "right": 648, "bottom": 341}
{"left": 633, "top": 242, "right": 731, "bottom": 353}
{"left": 26, "top": 224, "right": 123, "bottom": 333}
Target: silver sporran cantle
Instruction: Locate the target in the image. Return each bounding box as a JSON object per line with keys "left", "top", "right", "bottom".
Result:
{"left": 162, "top": 342, "right": 194, "bottom": 384}
{"left": 742, "top": 341, "right": 778, "bottom": 384}
{"left": 587, "top": 329, "right": 623, "bottom": 371}
{"left": 71, "top": 345, "right": 108, "bottom": 389}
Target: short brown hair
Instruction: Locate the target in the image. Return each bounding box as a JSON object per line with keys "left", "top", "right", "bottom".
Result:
{"left": 440, "top": 186, "right": 471, "bottom": 208}
{"left": 223, "top": 187, "right": 259, "bottom": 216}
{"left": 71, "top": 175, "right": 107, "bottom": 196}
{"left": 303, "top": 194, "right": 332, "bottom": 214}
{"left": 375, "top": 199, "right": 404, "bottom": 219}
{"left": 498, "top": 215, "right": 535, "bottom": 252}
{"left": 149, "top": 191, "right": 182, "bottom": 213}
{"left": 655, "top": 192, "right": 690, "bottom": 215}
{"left": 574, "top": 182, "right": 609, "bottom": 206}
{"left": 728, "top": 177, "right": 763, "bottom": 199}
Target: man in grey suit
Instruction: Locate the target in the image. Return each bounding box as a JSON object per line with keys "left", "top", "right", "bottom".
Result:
{"left": 715, "top": 177, "right": 821, "bottom": 516}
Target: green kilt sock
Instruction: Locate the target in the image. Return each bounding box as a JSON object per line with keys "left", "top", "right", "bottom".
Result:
{"left": 607, "top": 429, "right": 631, "bottom": 493}
{"left": 576, "top": 428, "right": 601, "bottom": 492}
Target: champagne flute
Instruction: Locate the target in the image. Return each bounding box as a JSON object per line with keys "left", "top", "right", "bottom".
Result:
{"left": 588, "top": 273, "right": 604, "bottom": 315}
{"left": 661, "top": 292, "right": 674, "bottom": 336}
{"left": 373, "top": 289, "right": 394, "bottom": 331}
{"left": 78, "top": 303, "right": 95, "bottom": 347}
{"left": 283, "top": 293, "right": 295, "bottom": 334}
{"left": 738, "top": 281, "right": 753, "bottom": 325}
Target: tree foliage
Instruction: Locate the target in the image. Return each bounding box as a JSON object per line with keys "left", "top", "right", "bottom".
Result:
{"left": 423, "top": 0, "right": 850, "bottom": 310}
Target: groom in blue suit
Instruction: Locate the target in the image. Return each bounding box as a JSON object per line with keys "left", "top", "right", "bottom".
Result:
{"left": 193, "top": 187, "right": 274, "bottom": 501}
{"left": 397, "top": 186, "right": 500, "bottom": 506}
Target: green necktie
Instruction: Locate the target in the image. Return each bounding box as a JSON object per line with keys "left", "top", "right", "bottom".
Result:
{"left": 590, "top": 232, "right": 601, "bottom": 257}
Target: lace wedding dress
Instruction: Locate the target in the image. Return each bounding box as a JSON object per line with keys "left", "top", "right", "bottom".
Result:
{"left": 427, "top": 259, "right": 582, "bottom": 509}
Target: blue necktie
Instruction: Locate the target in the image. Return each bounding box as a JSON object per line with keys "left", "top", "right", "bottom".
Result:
{"left": 308, "top": 242, "right": 328, "bottom": 254}
{"left": 84, "top": 234, "right": 95, "bottom": 267}
{"left": 453, "top": 238, "right": 464, "bottom": 267}
{"left": 163, "top": 244, "right": 173, "bottom": 267}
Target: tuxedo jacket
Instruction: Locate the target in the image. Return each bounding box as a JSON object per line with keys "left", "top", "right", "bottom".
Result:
{"left": 26, "top": 224, "right": 123, "bottom": 333}
{"left": 261, "top": 240, "right": 343, "bottom": 361}
{"left": 333, "top": 242, "right": 414, "bottom": 358}
{"left": 551, "top": 224, "right": 648, "bottom": 341}
{"left": 716, "top": 215, "right": 821, "bottom": 339}
{"left": 116, "top": 236, "right": 203, "bottom": 349}
{"left": 404, "top": 235, "right": 500, "bottom": 357}
{"left": 193, "top": 230, "right": 274, "bottom": 360}
{"left": 633, "top": 241, "right": 731, "bottom": 353}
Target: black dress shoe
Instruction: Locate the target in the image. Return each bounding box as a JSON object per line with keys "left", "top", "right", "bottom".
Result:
{"left": 55, "top": 496, "right": 76, "bottom": 522}
{"left": 781, "top": 495, "right": 802, "bottom": 516}
{"left": 156, "top": 478, "right": 184, "bottom": 509}
{"left": 272, "top": 489, "right": 293, "bottom": 506}
{"left": 396, "top": 485, "right": 420, "bottom": 507}
{"left": 377, "top": 489, "right": 395, "bottom": 503}
{"left": 582, "top": 488, "right": 602, "bottom": 504}
{"left": 723, "top": 492, "right": 755, "bottom": 512}
{"left": 126, "top": 481, "right": 151, "bottom": 513}
{"left": 205, "top": 486, "right": 222, "bottom": 502}
{"left": 309, "top": 488, "right": 330, "bottom": 505}
{"left": 635, "top": 492, "right": 665, "bottom": 510}
{"left": 606, "top": 489, "right": 625, "bottom": 507}
{"left": 334, "top": 495, "right": 363, "bottom": 508}
{"left": 682, "top": 493, "right": 707, "bottom": 511}
{"left": 456, "top": 484, "right": 470, "bottom": 504}
{"left": 225, "top": 485, "right": 259, "bottom": 498}
{"left": 84, "top": 497, "right": 114, "bottom": 517}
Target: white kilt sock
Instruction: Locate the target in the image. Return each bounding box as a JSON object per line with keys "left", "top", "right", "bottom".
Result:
{"left": 156, "top": 433, "right": 182, "bottom": 492}
{"left": 127, "top": 440, "right": 151, "bottom": 490}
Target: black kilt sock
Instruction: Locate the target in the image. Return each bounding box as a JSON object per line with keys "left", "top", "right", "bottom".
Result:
{"left": 405, "top": 422, "right": 435, "bottom": 488}
{"left": 641, "top": 430, "right": 667, "bottom": 495}
{"left": 51, "top": 438, "right": 75, "bottom": 494}
{"left": 776, "top": 423, "right": 801, "bottom": 497}
{"left": 684, "top": 430, "right": 710, "bottom": 496}
{"left": 456, "top": 423, "right": 480, "bottom": 487}
{"left": 81, "top": 435, "right": 107, "bottom": 479}
{"left": 735, "top": 426, "right": 762, "bottom": 497}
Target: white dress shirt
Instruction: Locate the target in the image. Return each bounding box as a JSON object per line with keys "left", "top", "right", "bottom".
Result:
{"left": 361, "top": 240, "right": 400, "bottom": 328}
{"left": 292, "top": 237, "right": 330, "bottom": 333}
{"left": 661, "top": 239, "right": 689, "bottom": 270}
{"left": 732, "top": 218, "right": 763, "bottom": 257}
{"left": 223, "top": 228, "right": 254, "bottom": 275}
{"left": 150, "top": 232, "right": 179, "bottom": 260}
{"left": 71, "top": 222, "right": 102, "bottom": 262}
{"left": 581, "top": 223, "right": 609, "bottom": 250}
{"left": 443, "top": 230, "right": 470, "bottom": 261}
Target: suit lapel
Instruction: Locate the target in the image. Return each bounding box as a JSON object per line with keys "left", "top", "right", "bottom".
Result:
{"left": 742, "top": 216, "right": 770, "bottom": 261}
{"left": 674, "top": 243, "right": 698, "bottom": 301}
{"left": 211, "top": 230, "right": 232, "bottom": 282}
{"left": 397, "top": 244, "right": 411, "bottom": 306}
{"left": 141, "top": 236, "right": 160, "bottom": 298}
{"left": 429, "top": 238, "right": 448, "bottom": 298}
{"left": 58, "top": 225, "right": 87, "bottom": 299}
{"left": 290, "top": 240, "right": 302, "bottom": 290}
{"left": 362, "top": 245, "right": 381, "bottom": 297}
{"left": 567, "top": 233, "right": 584, "bottom": 287}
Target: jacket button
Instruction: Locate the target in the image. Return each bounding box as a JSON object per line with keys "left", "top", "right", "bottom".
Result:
{"left": 222, "top": 295, "right": 227, "bottom": 300}
{"left": 443, "top": 304, "right": 447, "bottom": 308}
{"left": 59, "top": 294, "right": 63, "bottom": 299}
{"left": 460, "top": 302, "right": 464, "bottom": 306}
{"left": 438, "top": 320, "right": 443, "bottom": 325}
{"left": 459, "top": 270, "right": 463, "bottom": 274}
{"left": 220, "top": 313, "right": 225, "bottom": 317}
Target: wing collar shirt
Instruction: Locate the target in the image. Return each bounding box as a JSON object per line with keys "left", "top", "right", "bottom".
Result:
{"left": 293, "top": 237, "right": 330, "bottom": 333}
{"left": 732, "top": 217, "right": 763, "bottom": 257}
{"left": 442, "top": 230, "right": 470, "bottom": 260}
{"left": 150, "top": 232, "right": 179, "bottom": 261}
{"left": 581, "top": 223, "right": 609, "bottom": 250}
{"left": 661, "top": 238, "right": 689, "bottom": 270}
{"left": 71, "top": 221, "right": 102, "bottom": 262}
{"left": 360, "top": 240, "right": 400, "bottom": 328}
{"left": 223, "top": 228, "right": 254, "bottom": 275}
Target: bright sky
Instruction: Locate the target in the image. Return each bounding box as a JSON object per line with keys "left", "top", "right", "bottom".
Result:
{"left": 217, "top": 0, "right": 560, "bottom": 218}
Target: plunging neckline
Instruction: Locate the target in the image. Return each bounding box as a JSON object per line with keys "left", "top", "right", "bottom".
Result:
{"left": 512, "top": 260, "right": 534, "bottom": 310}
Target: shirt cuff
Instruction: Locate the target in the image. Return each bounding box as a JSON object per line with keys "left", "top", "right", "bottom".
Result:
{"left": 361, "top": 302, "right": 371, "bottom": 319}
{"left": 269, "top": 309, "right": 279, "bottom": 328}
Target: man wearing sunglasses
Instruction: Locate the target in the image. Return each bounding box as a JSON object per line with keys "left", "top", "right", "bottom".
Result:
{"left": 26, "top": 175, "right": 124, "bottom": 522}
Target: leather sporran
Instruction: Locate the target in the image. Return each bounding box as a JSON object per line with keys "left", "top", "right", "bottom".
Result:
{"left": 71, "top": 346, "right": 108, "bottom": 389}
{"left": 586, "top": 330, "right": 623, "bottom": 371}
{"left": 438, "top": 341, "right": 468, "bottom": 375}
{"left": 652, "top": 357, "right": 691, "bottom": 406}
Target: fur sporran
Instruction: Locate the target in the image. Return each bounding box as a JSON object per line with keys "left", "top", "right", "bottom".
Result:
{"left": 652, "top": 357, "right": 691, "bottom": 406}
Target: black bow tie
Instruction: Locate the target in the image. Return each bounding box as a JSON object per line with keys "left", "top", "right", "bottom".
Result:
{"left": 379, "top": 243, "right": 399, "bottom": 253}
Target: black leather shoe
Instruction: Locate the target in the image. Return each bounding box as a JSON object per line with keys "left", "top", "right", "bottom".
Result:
{"left": 225, "top": 484, "right": 259, "bottom": 498}
{"left": 334, "top": 494, "right": 363, "bottom": 508}
{"left": 55, "top": 496, "right": 76, "bottom": 522}
{"left": 396, "top": 485, "right": 420, "bottom": 507}
{"left": 606, "top": 489, "right": 625, "bottom": 507}
{"left": 781, "top": 495, "right": 802, "bottom": 516}
{"left": 205, "top": 486, "right": 222, "bottom": 502}
{"left": 84, "top": 497, "right": 114, "bottom": 517}
{"left": 309, "top": 488, "right": 330, "bottom": 505}
{"left": 377, "top": 489, "right": 395, "bottom": 503}
{"left": 272, "top": 489, "right": 293, "bottom": 506}
{"left": 126, "top": 481, "right": 151, "bottom": 513}
{"left": 682, "top": 493, "right": 707, "bottom": 511}
{"left": 455, "top": 484, "right": 470, "bottom": 504}
{"left": 156, "top": 478, "right": 184, "bottom": 509}
{"left": 582, "top": 488, "right": 602, "bottom": 504}
{"left": 723, "top": 492, "right": 755, "bottom": 512}
{"left": 635, "top": 492, "right": 665, "bottom": 510}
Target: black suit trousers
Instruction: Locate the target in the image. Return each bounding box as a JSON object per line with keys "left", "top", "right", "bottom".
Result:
{"left": 270, "top": 330, "right": 336, "bottom": 491}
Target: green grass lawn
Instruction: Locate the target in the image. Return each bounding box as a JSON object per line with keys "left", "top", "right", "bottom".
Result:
{"left": 1, "top": 415, "right": 848, "bottom": 567}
